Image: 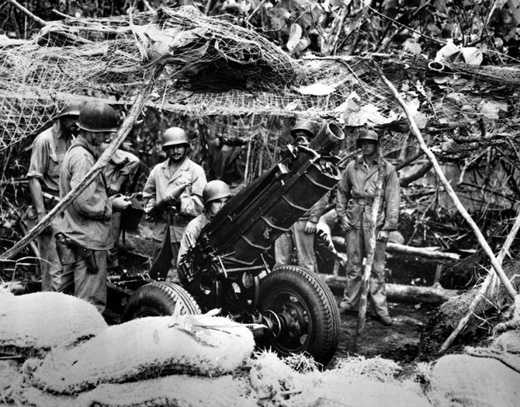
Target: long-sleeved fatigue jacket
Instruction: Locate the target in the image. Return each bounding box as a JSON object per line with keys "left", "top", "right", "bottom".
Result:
{"left": 59, "top": 137, "right": 113, "bottom": 250}
{"left": 336, "top": 155, "right": 400, "bottom": 231}
{"left": 143, "top": 157, "right": 206, "bottom": 242}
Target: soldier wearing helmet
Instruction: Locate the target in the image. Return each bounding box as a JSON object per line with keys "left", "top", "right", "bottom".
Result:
{"left": 143, "top": 126, "right": 207, "bottom": 280}
{"left": 274, "top": 118, "right": 330, "bottom": 274}
{"left": 177, "top": 180, "right": 231, "bottom": 268}
{"left": 336, "top": 127, "right": 400, "bottom": 326}
{"left": 56, "top": 101, "right": 131, "bottom": 313}
{"left": 26, "top": 100, "right": 85, "bottom": 292}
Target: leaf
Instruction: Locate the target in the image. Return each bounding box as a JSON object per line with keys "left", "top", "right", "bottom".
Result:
{"left": 403, "top": 39, "right": 422, "bottom": 55}
{"left": 478, "top": 101, "right": 500, "bottom": 120}
{"left": 343, "top": 103, "right": 399, "bottom": 126}
{"left": 297, "top": 83, "right": 336, "bottom": 95}
{"left": 461, "top": 47, "right": 483, "bottom": 65}
{"left": 435, "top": 40, "right": 461, "bottom": 63}
{"left": 414, "top": 112, "right": 428, "bottom": 129}
{"left": 286, "top": 24, "right": 303, "bottom": 52}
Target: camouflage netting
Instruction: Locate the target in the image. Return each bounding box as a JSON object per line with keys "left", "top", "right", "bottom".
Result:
{"left": 3, "top": 5, "right": 520, "bottom": 212}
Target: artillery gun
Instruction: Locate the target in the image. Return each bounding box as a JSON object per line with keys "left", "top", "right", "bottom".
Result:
{"left": 107, "top": 122, "right": 344, "bottom": 365}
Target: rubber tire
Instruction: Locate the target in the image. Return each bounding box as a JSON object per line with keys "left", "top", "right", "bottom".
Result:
{"left": 258, "top": 265, "right": 340, "bottom": 366}
{"left": 121, "top": 281, "right": 201, "bottom": 322}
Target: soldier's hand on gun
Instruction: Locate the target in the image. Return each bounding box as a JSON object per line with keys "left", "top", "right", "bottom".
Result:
{"left": 305, "top": 220, "right": 318, "bottom": 234}
{"left": 339, "top": 216, "right": 351, "bottom": 233}
{"left": 111, "top": 194, "right": 132, "bottom": 211}
{"left": 377, "top": 230, "right": 390, "bottom": 242}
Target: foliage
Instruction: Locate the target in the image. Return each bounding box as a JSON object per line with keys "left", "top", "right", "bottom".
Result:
{"left": 2, "top": 0, "right": 520, "bottom": 280}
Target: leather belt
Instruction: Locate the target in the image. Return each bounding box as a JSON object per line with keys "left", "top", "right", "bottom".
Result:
{"left": 352, "top": 197, "right": 374, "bottom": 206}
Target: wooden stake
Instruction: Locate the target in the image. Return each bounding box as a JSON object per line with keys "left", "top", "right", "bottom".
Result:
{"left": 379, "top": 68, "right": 518, "bottom": 301}
{"left": 356, "top": 162, "right": 384, "bottom": 334}
{"left": 0, "top": 66, "right": 164, "bottom": 262}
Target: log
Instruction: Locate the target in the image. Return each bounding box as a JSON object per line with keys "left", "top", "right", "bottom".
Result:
{"left": 331, "top": 236, "right": 460, "bottom": 262}
{"left": 319, "top": 274, "right": 458, "bottom": 305}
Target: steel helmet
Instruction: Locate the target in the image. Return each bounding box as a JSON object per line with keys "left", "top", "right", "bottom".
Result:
{"left": 56, "top": 101, "right": 84, "bottom": 118}
{"left": 356, "top": 129, "right": 379, "bottom": 147}
{"left": 202, "top": 180, "right": 231, "bottom": 205}
{"left": 291, "top": 119, "right": 317, "bottom": 139}
{"left": 77, "top": 101, "right": 118, "bottom": 133}
{"left": 162, "top": 127, "right": 189, "bottom": 150}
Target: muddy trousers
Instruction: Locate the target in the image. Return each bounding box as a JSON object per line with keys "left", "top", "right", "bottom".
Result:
{"left": 342, "top": 225, "right": 390, "bottom": 318}
{"left": 274, "top": 220, "right": 316, "bottom": 273}
{"left": 58, "top": 250, "right": 108, "bottom": 314}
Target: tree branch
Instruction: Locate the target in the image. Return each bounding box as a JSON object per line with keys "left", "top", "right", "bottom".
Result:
{"left": 379, "top": 64, "right": 518, "bottom": 301}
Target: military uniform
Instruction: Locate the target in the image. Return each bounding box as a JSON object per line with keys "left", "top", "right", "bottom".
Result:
{"left": 144, "top": 156, "right": 206, "bottom": 275}
{"left": 27, "top": 121, "right": 72, "bottom": 291}
{"left": 58, "top": 137, "right": 113, "bottom": 312}
{"left": 336, "top": 155, "right": 400, "bottom": 319}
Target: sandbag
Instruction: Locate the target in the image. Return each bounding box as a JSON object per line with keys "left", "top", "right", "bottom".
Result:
{"left": 429, "top": 354, "right": 520, "bottom": 407}
{"left": 0, "top": 292, "right": 107, "bottom": 358}
{"left": 27, "top": 314, "right": 255, "bottom": 394}
{"left": 20, "top": 374, "right": 257, "bottom": 407}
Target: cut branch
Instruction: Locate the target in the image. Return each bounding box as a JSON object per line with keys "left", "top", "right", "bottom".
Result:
{"left": 379, "top": 65, "right": 518, "bottom": 301}
{"left": 5, "top": 0, "right": 47, "bottom": 26}
{"left": 439, "top": 209, "right": 520, "bottom": 353}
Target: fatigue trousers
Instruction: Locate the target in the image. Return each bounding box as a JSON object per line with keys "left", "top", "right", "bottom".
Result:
{"left": 342, "top": 222, "right": 390, "bottom": 318}
{"left": 274, "top": 219, "right": 316, "bottom": 273}
{"left": 59, "top": 250, "right": 108, "bottom": 313}
{"left": 29, "top": 216, "right": 62, "bottom": 292}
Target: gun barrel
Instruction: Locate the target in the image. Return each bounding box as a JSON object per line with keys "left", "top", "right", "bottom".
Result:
{"left": 308, "top": 122, "right": 344, "bottom": 155}
{"left": 201, "top": 121, "right": 345, "bottom": 266}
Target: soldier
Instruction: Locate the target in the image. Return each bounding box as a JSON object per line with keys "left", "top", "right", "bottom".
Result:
{"left": 57, "top": 101, "right": 131, "bottom": 313}
{"left": 274, "top": 119, "right": 330, "bottom": 273}
{"left": 177, "top": 180, "right": 231, "bottom": 267}
{"left": 336, "top": 128, "right": 400, "bottom": 326}
{"left": 99, "top": 141, "right": 141, "bottom": 273}
{"left": 27, "top": 101, "right": 82, "bottom": 291}
{"left": 143, "top": 127, "right": 207, "bottom": 280}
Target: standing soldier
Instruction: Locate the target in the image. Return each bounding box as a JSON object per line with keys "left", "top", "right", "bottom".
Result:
{"left": 27, "top": 101, "right": 82, "bottom": 291}
{"left": 336, "top": 128, "right": 400, "bottom": 326}
{"left": 274, "top": 119, "right": 329, "bottom": 273}
{"left": 57, "top": 101, "right": 130, "bottom": 313}
{"left": 143, "top": 127, "right": 207, "bottom": 280}
{"left": 99, "top": 141, "right": 141, "bottom": 273}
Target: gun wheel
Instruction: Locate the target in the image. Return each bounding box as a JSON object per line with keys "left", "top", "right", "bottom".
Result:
{"left": 258, "top": 265, "right": 340, "bottom": 366}
{"left": 121, "top": 281, "right": 201, "bottom": 322}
